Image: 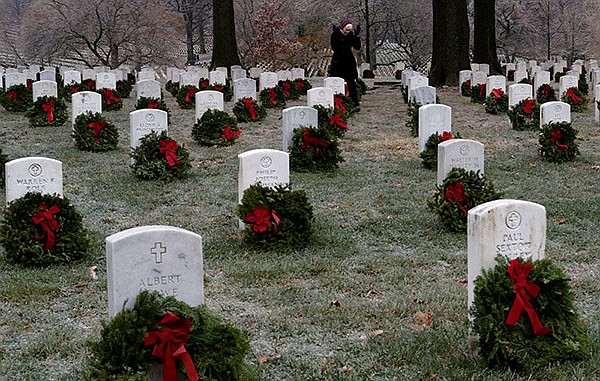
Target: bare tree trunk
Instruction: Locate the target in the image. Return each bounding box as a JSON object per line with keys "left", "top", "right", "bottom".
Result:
{"left": 473, "top": 0, "right": 502, "bottom": 74}
{"left": 211, "top": 0, "right": 240, "bottom": 69}
{"left": 429, "top": 0, "right": 470, "bottom": 86}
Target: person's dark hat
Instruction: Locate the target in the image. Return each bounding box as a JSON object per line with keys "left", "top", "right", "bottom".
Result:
{"left": 339, "top": 19, "right": 353, "bottom": 29}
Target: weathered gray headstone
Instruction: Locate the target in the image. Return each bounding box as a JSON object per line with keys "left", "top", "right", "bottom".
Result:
{"left": 136, "top": 80, "right": 162, "bottom": 100}
{"left": 32, "top": 80, "right": 58, "bottom": 101}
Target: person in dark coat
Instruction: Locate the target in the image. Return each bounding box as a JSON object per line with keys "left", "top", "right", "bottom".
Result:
{"left": 329, "top": 19, "right": 362, "bottom": 108}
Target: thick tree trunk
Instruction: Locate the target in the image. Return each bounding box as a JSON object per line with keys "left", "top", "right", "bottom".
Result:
{"left": 473, "top": 0, "right": 502, "bottom": 74}
{"left": 185, "top": 7, "right": 195, "bottom": 64}
{"left": 211, "top": 0, "right": 240, "bottom": 69}
{"left": 429, "top": 0, "right": 470, "bottom": 86}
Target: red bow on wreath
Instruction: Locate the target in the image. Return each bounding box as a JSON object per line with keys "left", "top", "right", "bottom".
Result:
{"left": 492, "top": 88, "right": 504, "bottom": 100}
{"left": 464, "top": 80, "right": 471, "bottom": 87}
{"left": 282, "top": 82, "right": 291, "bottom": 96}
{"left": 334, "top": 95, "right": 346, "bottom": 113}
{"left": 540, "top": 84, "right": 551, "bottom": 96}
{"left": 244, "top": 205, "right": 280, "bottom": 233}
{"left": 329, "top": 113, "right": 348, "bottom": 130}
{"left": 159, "top": 138, "right": 180, "bottom": 167}
{"left": 505, "top": 258, "right": 552, "bottom": 336}
{"left": 185, "top": 86, "right": 196, "bottom": 103}
{"left": 200, "top": 80, "right": 209, "bottom": 89}
{"left": 550, "top": 129, "right": 569, "bottom": 150}
{"left": 32, "top": 202, "right": 61, "bottom": 250}
{"left": 242, "top": 97, "right": 257, "bottom": 119}
{"left": 445, "top": 182, "right": 469, "bottom": 215}
{"left": 144, "top": 311, "right": 199, "bottom": 381}
{"left": 213, "top": 85, "right": 223, "bottom": 92}
{"left": 478, "top": 84, "right": 486, "bottom": 99}
{"left": 102, "top": 89, "right": 122, "bottom": 105}
{"left": 295, "top": 80, "right": 305, "bottom": 89}
{"left": 221, "top": 126, "right": 241, "bottom": 141}
{"left": 440, "top": 131, "right": 454, "bottom": 142}
{"left": 301, "top": 128, "right": 330, "bottom": 156}
{"left": 42, "top": 99, "right": 55, "bottom": 123}
{"left": 147, "top": 100, "right": 159, "bottom": 109}
{"left": 88, "top": 120, "right": 107, "bottom": 142}
{"left": 268, "top": 88, "right": 278, "bottom": 105}
{"left": 6, "top": 91, "right": 17, "bottom": 100}
{"left": 566, "top": 88, "right": 583, "bottom": 105}
{"left": 69, "top": 86, "right": 79, "bottom": 94}
{"left": 522, "top": 99, "right": 536, "bottom": 115}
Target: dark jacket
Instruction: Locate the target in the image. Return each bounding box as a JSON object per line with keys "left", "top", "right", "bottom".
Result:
{"left": 329, "top": 27, "right": 361, "bottom": 80}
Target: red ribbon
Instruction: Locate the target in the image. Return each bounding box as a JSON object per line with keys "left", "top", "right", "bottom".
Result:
{"left": 334, "top": 95, "right": 346, "bottom": 113}
{"left": 464, "top": 80, "right": 471, "bottom": 87}
{"left": 69, "top": 86, "right": 79, "bottom": 93}
{"left": 159, "top": 138, "right": 180, "bottom": 167}
{"left": 550, "top": 129, "right": 569, "bottom": 150}
{"left": 295, "top": 80, "right": 305, "bottom": 89}
{"left": 492, "top": 88, "right": 504, "bottom": 100}
{"left": 244, "top": 205, "right": 280, "bottom": 233}
{"left": 522, "top": 99, "right": 536, "bottom": 115}
{"left": 329, "top": 113, "right": 348, "bottom": 130}
{"left": 144, "top": 311, "right": 199, "bottom": 381}
{"left": 213, "top": 85, "right": 223, "bottom": 92}
{"left": 6, "top": 91, "right": 17, "bottom": 100}
{"left": 268, "top": 88, "right": 278, "bottom": 105}
{"left": 221, "top": 126, "right": 241, "bottom": 141}
{"left": 185, "top": 86, "right": 196, "bottom": 103}
{"left": 505, "top": 258, "right": 552, "bottom": 336}
{"left": 42, "top": 99, "right": 55, "bottom": 122}
{"left": 31, "top": 202, "right": 61, "bottom": 250}
{"left": 301, "top": 128, "right": 330, "bottom": 156}
{"left": 566, "top": 87, "right": 583, "bottom": 105}
{"left": 27, "top": 80, "right": 33, "bottom": 89}
{"left": 540, "top": 84, "right": 551, "bottom": 95}
{"left": 440, "top": 131, "right": 454, "bottom": 141}
{"left": 85, "top": 80, "right": 95, "bottom": 90}
{"left": 242, "top": 97, "right": 257, "bottom": 119}
{"left": 148, "top": 100, "right": 159, "bottom": 109}
{"left": 102, "top": 89, "right": 122, "bottom": 105}
{"left": 88, "top": 120, "right": 107, "bottom": 142}
{"left": 282, "top": 82, "right": 291, "bottom": 96}
{"left": 200, "top": 80, "right": 209, "bottom": 89}
{"left": 445, "top": 182, "right": 469, "bottom": 215}
{"left": 478, "top": 84, "right": 486, "bottom": 99}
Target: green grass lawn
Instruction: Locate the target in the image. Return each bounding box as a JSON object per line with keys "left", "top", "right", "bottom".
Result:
{"left": 0, "top": 83, "right": 599, "bottom": 380}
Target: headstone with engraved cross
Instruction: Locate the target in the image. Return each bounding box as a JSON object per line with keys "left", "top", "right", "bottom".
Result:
{"left": 106, "top": 225, "right": 204, "bottom": 318}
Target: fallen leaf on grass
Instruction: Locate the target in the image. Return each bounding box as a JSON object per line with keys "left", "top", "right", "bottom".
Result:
{"left": 456, "top": 278, "right": 468, "bottom": 286}
{"left": 259, "top": 354, "right": 281, "bottom": 364}
{"left": 369, "top": 329, "right": 384, "bottom": 336}
{"left": 525, "top": 163, "right": 536, "bottom": 168}
{"left": 89, "top": 266, "right": 98, "bottom": 280}
{"left": 410, "top": 311, "right": 432, "bottom": 330}
{"left": 409, "top": 298, "right": 425, "bottom": 307}
{"left": 330, "top": 300, "right": 344, "bottom": 307}
{"left": 553, "top": 217, "right": 567, "bottom": 224}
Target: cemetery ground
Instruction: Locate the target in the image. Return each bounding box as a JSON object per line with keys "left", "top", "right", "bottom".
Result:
{"left": 0, "top": 83, "right": 600, "bottom": 380}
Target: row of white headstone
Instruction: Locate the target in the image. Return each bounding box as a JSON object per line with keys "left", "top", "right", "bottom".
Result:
{"left": 166, "top": 66, "right": 306, "bottom": 86}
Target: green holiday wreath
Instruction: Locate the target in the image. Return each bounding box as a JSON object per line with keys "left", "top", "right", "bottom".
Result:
{"left": 538, "top": 121, "right": 580, "bottom": 163}
{"left": 289, "top": 126, "right": 343, "bottom": 172}
{"left": 420, "top": 131, "right": 462, "bottom": 170}
{"left": 87, "top": 290, "right": 253, "bottom": 380}
{"left": 293, "top": 78, "right": 312, "bottom": 95}
{"left": 0, "top": 192, "right": 90, "bottom": 266}
{"left": 192, "top": 109, "right": 241, "bottom": 147}
{"left": 561, "top": 87, "right": 588, "bottom": 113}
{"left": 176, "top": 85, "right": 197, "bottom": 109}
{"left": 98, "top": 88, "right": 123, "bottom": 111}
{"left": 134, "top": 96, "right": 171, "bottom": 123}
{"left": 72, "top": 112, "right": 119, "bottom": 152}
{"left": 428, "top": 168, "right": 502, "bottom": 232}
{"left": 405, "top": 101, "right": 420, "bottom": 137}
{"left": 484, "top": 89, "right": 508, "bottom": 114}
{"left": 578, "top": 74, "right": 589, "bottom": 95}
{"left": 25, "top": 96, "right": 69, "bottom": 127}
{"left": 278, "top": 79, "right": 301, "bottom": 100}
{"left": 80, "top": 79, "right": 96, "bottom": 91}
{"left": 313, "top": 105, "right": 349, "bottom": 138}
{"left": 334, "top": 94, "right": 357, "bottom": 117}
{"left": 165, "top": 80, "right": 180, "bottom": 97}
{"left": 507, "top": 98, "right": 540, "bottom": 131}
{"left": 471, "top": 256, "right": 590, "bottom": 372}
{"left": 259, "top": 87, "right": 286, "bottom": 108}
{"left": 461, "top": 80, "right": 472, "bottom": 97}
{"left": 198, "top": 78, "right": 211, "bottom": 91}
{"left": 116, "top": 79, "right": 133, "bottom": 98}
{"left": 237, "top": 183, "right": 314, "bottom": 251}
{"left": 536, "top": 84, "right": 557, "bottom": 104}
{"left": 0, "top": 84, "right": 33, "bottom": 112}
{"left": 131, "top": 130, "right": 192, "bottom": 181}
{"left": 470, "top": 83, "right": 487, "bottom": 104}
{"left": 59, "top": 83, "right": 81, "bottom": 101}
{"left": 232, "top": 97, "right": 266, "bottom": 123}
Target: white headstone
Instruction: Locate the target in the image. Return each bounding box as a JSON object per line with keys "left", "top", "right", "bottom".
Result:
{"left": 63, "top": 70, "right": 82, "bottom": 85}
{"left": 307, "top": 87, "right": 334, "bottom": 108}
{"left": 277, "top": 70, "right": 292, "bottom": 81}
{"left": 540, "top": 101, "right": 570, "bottom": 127}
{"left": 137, "top": 69, "right": 156, "bottom": 82}
{"left": 71, "top": 91, "right": 102, "bottom": 124}
{"left": 32, "top": 80, "right": 58, "bottom": 101}
{"left": 513, "top": 70, "right": 528, "bottom": 83}
{"left": 291, "top": 68, "right": 305, "bottom": 80}
{"left": 410, "top": 85, "right": 436, "bottom": 105}
{"left": 233, "top": 78, "right": 257, "bottom": 102}
{"left": 5, "top": 157, "right": 63, "bottom": 204}
{"left": 467, "top": 200, "right": 546, "bottom": 307}
{"left": 470, "top": 63, "right": 480, "bottom": 72}
{"left": 508, "top": 84, "right": 533, "bottom": 108}
{"left": 82, "top": 69, "right": 96, "bottom": 81}
{"left": 407, "top": 75, "right": 429, "bottom": 92}
{"left": 39, "top": 69, "right": 56, "bottom": 82}
{"left": 559, "top": 75, "right": 579, "bottom": 97}
{"left": 324, "top": 76, "right": 346, "bottom": 95}
{"left": 282, "top": 106, "right": 318, "bottom": 152}
{"left": 209, "top": 70, "right": 227, "bottom": 86}
{"left": 437, "top": 139, "right": 484, "bottom": 186}
{"left": 106, "top": 225, "right": 204, "bottom": 318}
{"left": 459, "top": 70, "right": 472, "bottom": 86}
{"left": 194, "top": 67, "right": 209, "bottom": 80}
{"left": 130, "top": 109, "right": 169, "bottom": 149}
{"left": 110, "top": 69, "right": 124, "bottom": 82}
{"left": 534, "top": 71, "right": 551, "bottom": 91}
{"left": 259, "top": 72, "right": 279, "bottom": 90}
{"left": 401, "top": 70, "right": 418, "bottom": 86}
{"left": 238, "top": 149, "right": 290, "bottom": 204}
{"left": 471, "top": 71, "right": 487, "bottom": 86}
{"left": 136, "top": 80, "right": 162, "bottom": 100}
{"left": 249, "top": 67, "right": 263, "bottom": 79}
{"left": 478, "top": 63, "right": 490, "bottom": 75}
{"left": 418, "top": 104, "right": 452, "bottom": 152}
{"left": 180, "top": 71, "right": 199, "bottom": 87}
{"left": 96, "top": 72, "right": 117, "bottom": 90}
{"left": 5, "top": 72, "right": 26, "bottom": 88}
{"left": 195, "top": 90, "right": 224, "bottom": 120}
{"left": 486, "top": 75, "right": 506, "bottom": 95}
{"left": 231, "top": 68, "right": 247, "bottom": 81}
{"left": 516, "top": 62, "right": 527, "bottom": 72}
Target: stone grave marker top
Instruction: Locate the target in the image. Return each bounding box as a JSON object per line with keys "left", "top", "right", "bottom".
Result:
{"left": 5, "top": 157, "right": 63, "bottom": 204}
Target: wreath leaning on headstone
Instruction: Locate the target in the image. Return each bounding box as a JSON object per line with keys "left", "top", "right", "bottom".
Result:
{"left": 334, "top": 94, "right": 357, "bottom": 117}
{"left": 472, "top": 256, "right": 590, "bottom": 372}
{"left": 131, "top": 130, "right": 192, "bottom": 181}
{"left": 98, "top": 88, "right": 123, "bottom": 111}
{"left": 0, "top": 84, "right": 33, "bottom": 112}
{"left": 192, "top": 109, "right": 241, "bottom": 147}
{"left": 420, "top": 131, "right": 462, "bottom": 170}
{"left": 87, "top": 290, "right": 254, "bottom": 380}
{"left": 405, "top": 101, "right": 421, "bottom": 137}
{"left": 427, "top": 168, "right": 502, "bottom": 232}
{"left": 314, "top": 105, "right": 349, "bottom": 139}
{"left": 115, "top": 79, "right": 133, "bottom": 98}
{"left": 72, "top": 112, "right": 119, "bottom": 152}
{"left": 278, "top": 79, "right": 301, "bottom": 100}
{"left": 461, "top": 80, "right": 472, "bottom": 97}
{"left": 232, "top": 97, "right": 267, "bottom": 123}
{"left": 165, "top": 80, "right": 180, "bottom": 97}
{"left": 237, "top": 183, "right": 314, "bottom": 251}
{"left": 484, "top": 88, "right": 508, "bottom": 114}
{"left": 535, "top": 84, "right": 557, "bottom": 104}
{"left": 293, "top": 78, "right": 312, "bottom": 95}
{"left": 289, "top": 126, "right": 343, "bottom": 172}
{"left": 538, "top": 121, "right": 580, "bottom": 163}
{"left": 561, "top": 87, "right": 588, "bottom": 113}
{"left": 209, "top": 83, "right": 233, "bottom": 102}
{"left": 176, "top": 85, "right": 197, "bottom": 109}
{"left": 135, "top": 96, "right": 171, "bottom": 123}
{"left": 470, "top": 83, "right": 487, "bottom": 104}
{"left": 0, "top": 192, "right": 90, "bottom": 266}
{"left": 25, "top": 96, "right": 69, "bottom": 127}
{"left": 506, "top": 98, "right": 540, "bottom": 131}
{"left": 259, "top": 87, "right": 286, "bottom": 108}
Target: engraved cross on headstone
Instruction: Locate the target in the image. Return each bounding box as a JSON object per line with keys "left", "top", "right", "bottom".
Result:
{"left": 150, "top": 242, "right": 166, "bottom": 263}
